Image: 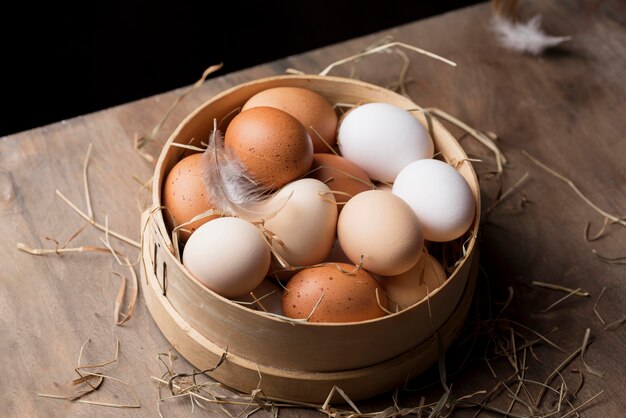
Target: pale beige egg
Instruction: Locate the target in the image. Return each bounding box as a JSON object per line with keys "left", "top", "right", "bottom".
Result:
{"left": 378, "top": 253, "right": 447, "bottom": 310}
{"left": 338, "top": 190, "right": 424, "bottom": 276}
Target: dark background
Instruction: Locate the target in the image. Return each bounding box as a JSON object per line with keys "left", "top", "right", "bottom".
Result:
{"left": 1, "top": 1, "right": 480, "bottom": 137}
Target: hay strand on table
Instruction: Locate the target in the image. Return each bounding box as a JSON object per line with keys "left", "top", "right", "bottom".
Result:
{"left": 17, "top": 240, "right": 138, "bottom": 325}
{"left": 56, "top": 190, "right": 140, "bottom": 248}
{"left": 591, "top": 248, "right": 626, "bottom": 265}
{"left": 535, "top": 335, "right": 590, "bottom": 408}
{"left": 522, "top": 150, "right": 626, "bottom": 228}
{"left": 484, "top": 172, "right": 530, "bottom": 216}
{"left": 532, "top": 281, "right": 589, "bottom": 297}
{"left": 541, "top": 287, "right": 583, "bottom": 313}
{"left": 82, "top": 143, "right": 94, "bottom": 220}
{"left": 38, "top": 339, "right": 140, "bottom": 409}
{"left": 134, "top": 63, "right": 223, "bottom": 162}
{"left": 604, "top": 316, "right": 626, "bottom": 331}
{"left": 584, "top": 218, "right": 614, "bottom": 242}
{"left": 580, "top": 328, "right": 604, "bottom": 377}
{"left": 426, "top": 108, "right": 507, "bottom": 174}
{"left": 319, "top": 41, "right": 456, "bottom": 77}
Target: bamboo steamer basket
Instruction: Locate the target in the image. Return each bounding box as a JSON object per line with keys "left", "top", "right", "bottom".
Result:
{"left": 141, "top": 75, "right": 480, "bottom": 403}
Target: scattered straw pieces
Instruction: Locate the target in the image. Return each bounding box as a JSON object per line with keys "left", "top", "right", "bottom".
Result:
{"left": 55, "top": 189, "right": 140, "bottom": 248}
{"left": 532, "top": 281, "right": 589, "bottom": 297}
{"left": 541, "top": 287, "right": 583, "bottom": 313}
{"left": 593, "top": 287, "right": 607, "bottom": 325}
{"left": 82, "top": 143, "right": 94, "bottom": 220}
{"left": 522, "top": 151, "right": 626, "bottom": 228}
{"left": 604, "top": 316, "right": 626, "bottom": 331}
{"left": 484, "top": 172, "right": 530, "bottom": 216}
{"left": 17, "top": 144, "right": 140, "bottom": 325}
{"left": 17, "top": 241, "right": 138, "bottom": 326}
{"left": 134, "top": 63, "right": 223, "bottom": 163}
{"left": 591, "top": 248, "right": 626, "bottom": 265}
{"left": 38, "top": 374, "right": 104, "bottom": 402}
{"left": 425, "top": 107, "right": 507, "bottom": 175}
{"left": 319, "top": 41, "right": 456, "bottom": 77}
{"left": 321, "top": 386, "right": 362, "bottom": 415}
{"left": 535, "top": 334, "right": 590, "bottom": 408}
{"left": 580, "top": 328, "right": 604, "bottom": 377}
{"left": 38, "top": 339, "right": 140, "bottom": 409}
{"left": 584, "top": 218, "right": 615, "bottom": 242}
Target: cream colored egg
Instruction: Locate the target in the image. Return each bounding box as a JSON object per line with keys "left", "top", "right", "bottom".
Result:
{"left": 183, "top": 217, "right": 271, "bottom": 298}
{"left": 264, "top": 178, "right": 338, "bottom": 267}
{"left": 379, "top": 253, "right": 447, "bottom": 310}
{"left": 338, "top": 190, "right": 423, "bottom": 276}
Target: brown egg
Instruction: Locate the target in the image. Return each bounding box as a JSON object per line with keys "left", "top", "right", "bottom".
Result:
{"left": 162, "top": 153, "right": 219, "bottom": 241}
{"left": 282, "top": 264, "right": 387, "bottom": 323}
{"left": 242, "top": 87, "right": 338, "bottom": 153}
{"left": 224, "top": 107, "right": 313, "bottom": 189}
{"left": 308, "top": 153, "right": 374, "bottom": 212}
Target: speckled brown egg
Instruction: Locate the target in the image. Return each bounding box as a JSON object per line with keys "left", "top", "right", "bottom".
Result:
{"left": 224, "top": 107, "right": 313, "bottom": 189}
{"left": 282, "top": 264, "right": 388, "bottom": 323}
{"left": 242, "top": 87, "right": 338, "bottom": 153}
{"left": 308, "top": 153, "right": 374, "bottom": 212}
{"left": 162, "top": 153, "right": 219, "bottom": 242}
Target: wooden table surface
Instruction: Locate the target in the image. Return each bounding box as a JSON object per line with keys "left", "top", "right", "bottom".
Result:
{"left": 2, "top": 1, "right": 625, "bottom": 416}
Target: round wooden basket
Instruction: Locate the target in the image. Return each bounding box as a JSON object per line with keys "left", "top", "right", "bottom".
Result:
{"left": 140, "top": 75, "right": 480, "bottom": 403}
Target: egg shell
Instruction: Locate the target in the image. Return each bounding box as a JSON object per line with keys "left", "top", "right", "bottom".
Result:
{"left": 392, "top": 159, "right": 475, "bottom": 242}
{"left": 265, "top": 178, "right": 338, "bottom": 267}
{"left": 233, "top": 279, "right": 284, "bottom": 315}
{"left": 308, "top": 153, "right": 374, "bottom": 212}
{"left": 282, "top": 264, "right": 387, "bottom": 323}
{"left": 183, "top": 217, "right": 271, "bottom": 298}
{"left": 162, "top": 153, "right": 219, "bottom": 242}
{"left": 338, "top": 190, "right": 424, "bottom": 276}
{"left": 242, "top": 87, "right": 338, "bottom": 153}
{"left": 378, "top": 253, "right": 447, "bottom": 309}
{"left": 337, "top": 102, "right": 434, "bottom": 182}
{"left": 224, "top": 107, "right": 313, "bottom": 189}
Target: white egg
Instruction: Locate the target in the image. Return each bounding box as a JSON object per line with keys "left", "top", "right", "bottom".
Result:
{"left": 183, "top": 217, "right": 270, "bottom": 298}
{"left": 338, "top": 103, "right": 433, "bottom": 182}
{"left": 392, "top": 159, "right": 475, "bottom": 242}
{"left": 264, "top": 178, "right": 338, "bottom": 267}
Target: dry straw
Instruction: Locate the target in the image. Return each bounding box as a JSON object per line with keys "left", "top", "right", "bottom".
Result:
{"left": 17, "top": 144, "right": 139, "bottom": 325}
{"left": 37, "top": 339, "right": 140, "bottom": 409}
{"left": 134, "top": 63, "right": 223, "bottom": 162}
{"left": 20, "top": 31, "right": 615, "bottom": 416}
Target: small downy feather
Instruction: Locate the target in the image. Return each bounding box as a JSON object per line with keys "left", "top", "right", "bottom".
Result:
{"left": 201, "top": 119, "right": 290, "bottom": 222}
{"left": 490, "top": 15, "right": 571, "bottom": 56}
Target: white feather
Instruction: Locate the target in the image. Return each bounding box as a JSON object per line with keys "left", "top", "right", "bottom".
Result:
{"left": 201, "top": 119, "right": 289, "bottom": 222}
{"left": 491, "top": 15, "right": 571, "bottom": 55}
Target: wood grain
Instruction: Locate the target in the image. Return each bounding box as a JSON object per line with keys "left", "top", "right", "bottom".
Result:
{"left": 1, "top": 0, "right": 625, "bottom": 416}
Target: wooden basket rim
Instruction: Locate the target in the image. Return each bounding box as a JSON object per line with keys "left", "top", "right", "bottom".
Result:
{"left": 149, "top": 74, "right": 481, "bottom": 328}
